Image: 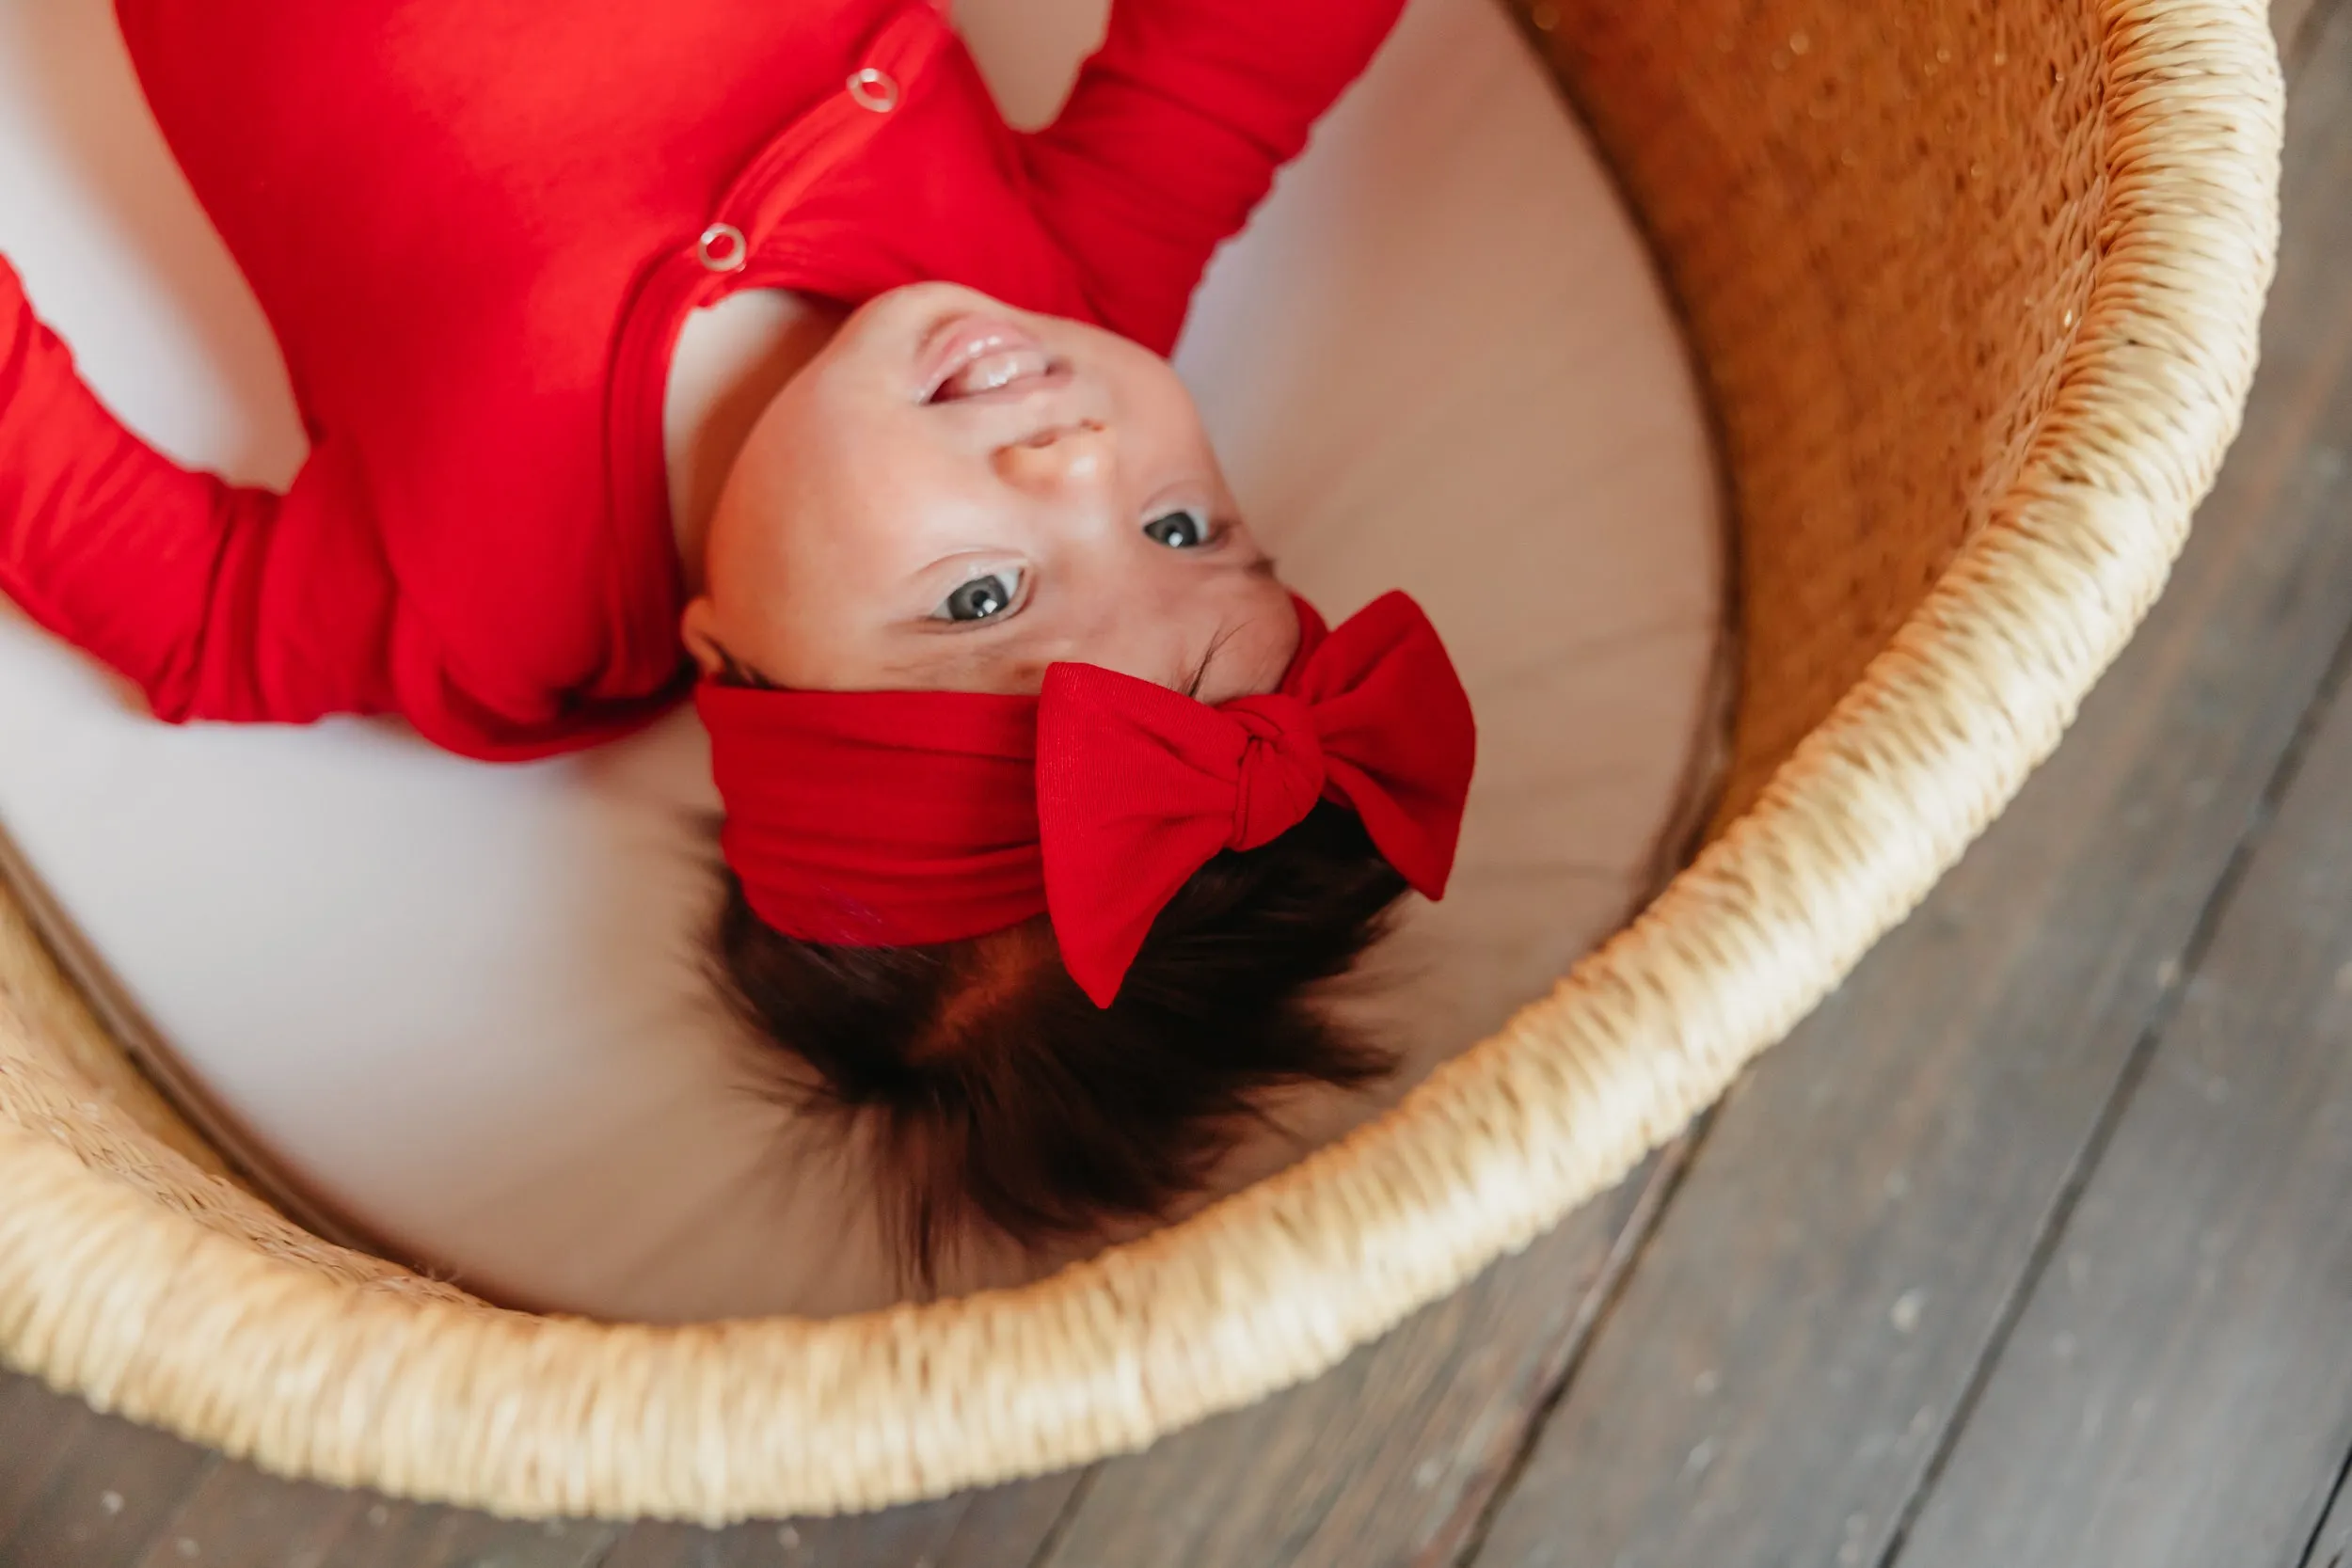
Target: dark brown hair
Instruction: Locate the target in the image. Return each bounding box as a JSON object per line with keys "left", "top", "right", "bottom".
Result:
{"left": 709, "top": 801, "right": 1407, "bottom": 1289}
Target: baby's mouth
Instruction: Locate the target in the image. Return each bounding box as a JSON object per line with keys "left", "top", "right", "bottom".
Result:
{"left": 931, "top": 347, "right": 1056, "bottom": 403}
{"left": 918, "top": 313, "right": 1064, "bottom": 404}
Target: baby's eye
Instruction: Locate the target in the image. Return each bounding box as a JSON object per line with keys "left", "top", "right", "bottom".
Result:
{"left": 936, "top": 569, "right": 1023, "bottom": 624}
{"left": 1143, "top": 508, "right": 1212, "bottom": 549}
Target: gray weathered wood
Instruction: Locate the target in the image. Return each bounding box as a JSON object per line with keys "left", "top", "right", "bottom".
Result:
{"left": 126, "top": 1464, "right": 368, "bottom": 1568}
{"left": 1885, "top": 657, "right": 2352, "bottom": 1548}
{"left": 0, "top": 1373, "right": 92, "bottom": 1539}
{"left": 1468, "top": 19, "right": 2352, "bottom": 1568}
{"left": 1887, "top": 161, "right": 2352, "bottom": 1554}
{"left": 599, "top": 1473, "right": 1083, "bottom": 1568}
{"left": 1031, "top": 1148, "right": 1685, "bottom": 1568}
{"left": 2277, "top": 0, "right": 2345, "bottom": 68}
{"left": 0, "top": 1382, "right": 215, "bottom": 1568}
{"left": 291, "top": 1500, "right": 620, "bottom": 1568}
{"left": 2303, "top": 1462, "right": 2352, "bottom": 1568}
{"left": 2278, "top": 0, "right": 2319, "bottom": 64}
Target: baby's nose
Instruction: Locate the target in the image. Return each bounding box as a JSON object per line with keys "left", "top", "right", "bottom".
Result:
{"left": 993, "top": 420, "right": 1112, "bottom": 493}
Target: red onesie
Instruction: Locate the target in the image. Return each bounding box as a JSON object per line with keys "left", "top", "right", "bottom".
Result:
{"left": 0, "top": 0, "right": 1403, "bottom": 761}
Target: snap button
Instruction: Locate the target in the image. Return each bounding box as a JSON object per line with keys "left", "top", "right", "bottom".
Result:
{"left": 848, "top": 67, "right": 900, "bottom": 113}
{"left": 696, "top": 222, "right": 749, "bottom": 274}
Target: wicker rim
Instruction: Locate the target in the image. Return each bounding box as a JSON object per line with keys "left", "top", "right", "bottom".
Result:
{"left": 0, "top": 0, "right": 2283, "bottom": 1523}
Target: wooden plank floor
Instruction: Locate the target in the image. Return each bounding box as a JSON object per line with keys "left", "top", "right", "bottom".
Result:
{"left": 5, "top": 4, "right": 2348, "bottom": 1563}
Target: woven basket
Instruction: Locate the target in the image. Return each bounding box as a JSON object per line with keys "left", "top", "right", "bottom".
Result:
{"left": 0, "top": 0, "right": 2281, "bottom": 1523}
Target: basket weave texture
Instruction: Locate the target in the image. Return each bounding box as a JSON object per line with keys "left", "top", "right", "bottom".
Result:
{"left": 0, "top": 0, "right": 2283, "bottom": 1523}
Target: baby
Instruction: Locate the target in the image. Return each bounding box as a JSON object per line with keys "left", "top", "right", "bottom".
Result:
{"left": 0, "top": 0, "right": 1473, "bottom": 1286}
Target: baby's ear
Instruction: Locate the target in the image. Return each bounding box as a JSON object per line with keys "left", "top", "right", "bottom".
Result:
{"left": 680, "top": 597, "right": 732, "bottom": 679}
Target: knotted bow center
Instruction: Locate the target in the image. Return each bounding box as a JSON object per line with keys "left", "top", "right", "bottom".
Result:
{"left": 1223, "top": 694, "right": 1326, "bottom": 851}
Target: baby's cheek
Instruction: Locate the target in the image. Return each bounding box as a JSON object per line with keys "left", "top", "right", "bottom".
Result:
{"left": 700, "top": 557, "right": 832, "bottom": 689}
{"left": 1249, "top": 591, "right": 1306, "bottom": 689}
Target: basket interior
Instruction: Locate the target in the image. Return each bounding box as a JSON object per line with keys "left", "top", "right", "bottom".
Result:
{"left": 1531, "top": 0, "right": 2106, "bottom": 818}
{"left": 0, "top": 0, "right": 2119, "bottom": 1423}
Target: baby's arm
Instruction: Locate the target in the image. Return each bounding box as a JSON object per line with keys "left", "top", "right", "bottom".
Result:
{"left": 0, "top": 258, "right": 393, "bottom": 724}
{"left": 1016, "top": 0, "right": 1409, "bottom": 355}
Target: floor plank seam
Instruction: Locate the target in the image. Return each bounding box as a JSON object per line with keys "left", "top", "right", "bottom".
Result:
{"left": 581, "top": 1513, "right": 627, "bottom": 1568}
{"left": 1023, "top": 1464, "right": 1102, "bottom": 1568}
{"left": 1872, "top": 595, "right": 2352, "bottom": 1568}
{"left": 2296, "top": 1442, "right": 2352, "bottom": 1568}
{"left": 1444, "top": 1117, "right": 1714, "bottom": 1568}
{"left": 1866, "top": 1030, "right": 2168, "bottom": 1568}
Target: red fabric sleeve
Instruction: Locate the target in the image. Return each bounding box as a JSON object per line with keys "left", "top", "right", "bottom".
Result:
{"left": 1016, "top": 0, "right": 1406, "bottom": 356}
{"left": 0, "top": 259, "right": 395, "bottom": 725}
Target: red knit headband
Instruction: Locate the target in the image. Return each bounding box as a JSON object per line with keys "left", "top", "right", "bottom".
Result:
{"left": 699, "top": 591, "right": 1477, "bottom": 1006}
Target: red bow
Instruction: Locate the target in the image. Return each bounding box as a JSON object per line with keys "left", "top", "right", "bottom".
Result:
{"left": 699, "top": 592, "right": 1476, "bottom": 1006}
{"left": 1036, "top": 592, "right": 1473, "bottom": 1004}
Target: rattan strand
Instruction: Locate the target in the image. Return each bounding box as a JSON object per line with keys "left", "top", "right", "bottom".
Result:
{"left": 0, "top": 0, "right": 2282, "bottom": 1523}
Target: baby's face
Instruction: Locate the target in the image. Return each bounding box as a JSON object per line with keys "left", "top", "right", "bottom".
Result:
{"left": 683, "top": 281, "right": 1298, "bottom": 702}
